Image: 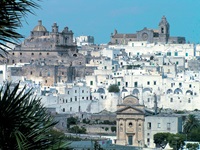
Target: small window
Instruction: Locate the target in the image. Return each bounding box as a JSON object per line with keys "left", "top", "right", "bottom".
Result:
{"left": 78, "top": 106, "right": 81, "bottom": 112}
{"left": 147, "top": 81, "right": 150, "bottom": 85}
{"left": 63, "top": 108, "right": 65, "bottom": 112}
{"left": 47, "top": 53, "right": 49, "bottom": 55}
{"left": 154, "top": 81, "right": 156, "bottom": 85}
{"left": 20, "top": 53, "right": 22, "bottom": 55}
{"left": 147, "top": 138, "right": 150, "bottom": 144}
{"left": 129, "top": 122, "right": 133, "bottom": 127}
{"left": 118, "top": 82, "right": 120, "bottom": 86}
{"left": 62, "top": 72, "right": 64, "bottom": 75}
{"left": 12, "top": 53, "right": 15, "bottom": 55}
{"left": 39, "top": 53, "right": 42, "bottom": 55}
{"left": 75, "top": 90, "right": 77, "bottom": 93}
{"left": 75, "top": 96, "right": 77, "bottom": 101}
{"left": 31, "top": 53, "right": 34, "bottom": 55}
{"left": 167, "top": 52, "right": 171, "bottom": 56}
{"left": 90, "top": 81, "right": 93, "bottom": 85}
{"left": 30, "top": 71, "right": 32, "bottom": 75}
{"left": 70, "top": 98, "right": 72, "bottom": 102}
{"left": 134, "top": 82, "right": 138, "bottom": 87}
{"left": 82, "top": 90, "right": 84, "bottom": 93}
{"left": 189, "top": 84, "right": 192, "bottom": 88}
{"left": 147, "top": 122, "right": 151, "bottom": 129}
{"left": 157, "top": 123, "right": 161, "bottom": 128}
{"left": 167, "top": 123, "right": 171, "bottom": 130}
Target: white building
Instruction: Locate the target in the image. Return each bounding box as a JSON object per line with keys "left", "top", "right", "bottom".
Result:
{"left": 144, "top": 114, "right": 183, "bottom": 148}
{"left": 76, "top": 35, "right": 94, "bottom": 46}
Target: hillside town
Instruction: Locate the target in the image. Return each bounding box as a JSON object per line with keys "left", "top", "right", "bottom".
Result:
{"left": 1, "top": 16, "right": 200, "bottom": 149}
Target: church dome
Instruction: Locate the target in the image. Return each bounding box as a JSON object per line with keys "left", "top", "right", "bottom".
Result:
{"left": 32, "top": 20, "right": 47, "bottom": 32}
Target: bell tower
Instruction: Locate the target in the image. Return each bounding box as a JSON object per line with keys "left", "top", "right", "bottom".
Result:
{"left": 159, "top": 16, "right": 170, "bottom": 43}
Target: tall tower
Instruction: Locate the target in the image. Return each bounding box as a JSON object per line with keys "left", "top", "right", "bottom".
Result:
{"left": 52, "top": 22, "right": 58, "bottom": 33}
{"left": 159, "top": 16, "right": 170, "bottom": 43}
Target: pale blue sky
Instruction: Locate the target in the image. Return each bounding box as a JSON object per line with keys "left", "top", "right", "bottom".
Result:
{"left": 19, "top": 0, "right": 200, "bottom": 44}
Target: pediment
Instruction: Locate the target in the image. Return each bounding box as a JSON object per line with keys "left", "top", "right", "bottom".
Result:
{"left": 123, "top": 95, "right": 139, "bottom": 105}
{"left": 116, "top": 106, "right": 144, "bottom": 115}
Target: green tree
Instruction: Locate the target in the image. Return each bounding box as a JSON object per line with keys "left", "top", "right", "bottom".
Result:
{"left": 0, "top": 83, "right": 68, "bottom": 149}
{"left": 108, "top": 84, "right": 120, "bottom": 93}
{"left": 168, "top": 133, "right": 185, "bottom": 150}
{"left": 0, "top": 0, "right": 40, "bottom": 55}
{"left": 111, "top": 126, "right": 116, "bottom": 132}
{"left": 154, "top": 132, "right": 170, "bottom": 149}
{"left": 93, "top": 140, "right": 104, "bottom": 150}
{"left": 187, "top": 126, "right": 200, "bottom": 142}
{"left": 82, "top": 118, "right": 90, "bottom": 124}
{"left": 67, "top": 116, "right": 78, "bottom": 128}
{"left": 186, "top": 143, "right": 199, "bottom": 150}
{"left": 183, "top": 114, "right": 200, "bottom": 134}
{"left": 68, "top": 126, "right": 86, "bottom": 134}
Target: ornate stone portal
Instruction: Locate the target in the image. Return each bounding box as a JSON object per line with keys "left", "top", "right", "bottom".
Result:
{"left": 116, "top": 95, "right": 145, "bottom": 147}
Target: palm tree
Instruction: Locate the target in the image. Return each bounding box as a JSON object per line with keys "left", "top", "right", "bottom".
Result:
{"left": 0, "top": 83, "right": 68, "bottom": 149}
{"left": 183, "top": 114, "right": 200, "bottom": 134}
{"left": 0, "top": 0, "right": 40, "bottom": 55}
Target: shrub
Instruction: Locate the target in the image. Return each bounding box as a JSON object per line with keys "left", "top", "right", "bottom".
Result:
{"left": 111, "top": 126, "right": 116, "bottom": 132}
{"left": 108, "top": 84, "right": 120, "bottom": 93}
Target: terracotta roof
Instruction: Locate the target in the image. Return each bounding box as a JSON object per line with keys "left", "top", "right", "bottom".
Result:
{"left": 112, "top": 33, "right": 137, "bottom": 38}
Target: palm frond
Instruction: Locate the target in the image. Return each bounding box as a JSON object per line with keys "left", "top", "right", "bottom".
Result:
{"left": 0, "top": 82, "right": 68, "bottom": 149}
{"left": 0, "top": 0, "right": 41, "bottom": 55}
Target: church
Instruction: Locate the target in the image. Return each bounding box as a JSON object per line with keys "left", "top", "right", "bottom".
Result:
{"left": 109, "top": 16, "right": 186, "bottom": 45}
{"left": 0, "top": 20, "right": 86, "bottom": 86}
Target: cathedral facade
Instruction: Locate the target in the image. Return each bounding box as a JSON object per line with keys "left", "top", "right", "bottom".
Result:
{"left": 109, "top": 16, "right": 186, "bottom": 45}
{"left": 0, "top": 20, "right": 86, "bottom": 86}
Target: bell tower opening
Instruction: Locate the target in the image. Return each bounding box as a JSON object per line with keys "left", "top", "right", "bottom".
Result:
{"left": 161, "top": 27, "right": 164, "bottom": 33}
{"left": 159, "top": 16, "right": 170, "bottom": 43}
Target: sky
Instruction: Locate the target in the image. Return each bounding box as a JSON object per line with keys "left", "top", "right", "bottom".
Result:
{"left": 19, "top": 0, "right": 200, "bottom": 44}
